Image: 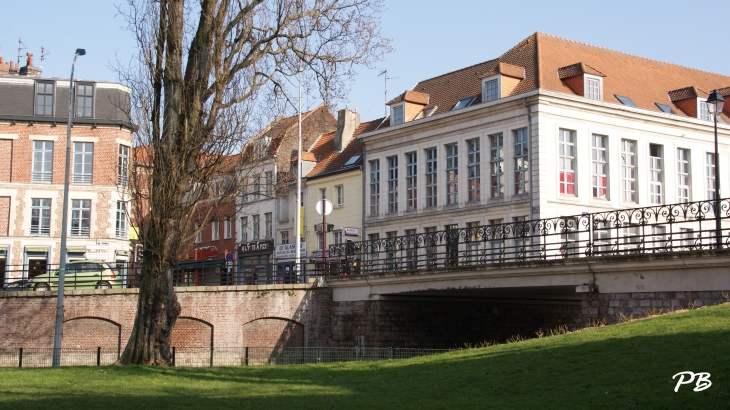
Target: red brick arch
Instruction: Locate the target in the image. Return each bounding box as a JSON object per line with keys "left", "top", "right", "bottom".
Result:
{"left": 62, "top": 317, "right": 121, "bottom": 351}
{"left": 241, "top": 317, "right": 304, "bottom": 348}
{"left": 171, "top": 317, "right": 213, "bottom": 348}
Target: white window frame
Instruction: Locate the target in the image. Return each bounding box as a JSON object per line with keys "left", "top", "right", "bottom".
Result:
{"left": 224, "top": 216, "right": 232, "bottom": 239}
{"left": 445, "top": 143, "right": 458, "bottom": 205}
{"left": 698, "top": 98, "right": 712, "bottom": 121}
{"left": 32, "top": 141, "right": 54, "bottom": 183}
{"left": 115, "top": 201, "right": 127, "bottom": 239}
{"left": 620, "top": 139, "right": 636, "bottom": 203}
{"left": 677, "top": 148, "right": 691, "bottom": 203}
{"left": 369, "top": 160, "right": 380, "bottom": 216}
{"left": 425, "top": 148, "right": 437, "bottom": 208}
{"left": 467, "top": 139, "right": 480, "bottom": 202}
{"left": 280, "top": 230, "right": 289, "bottom": 245}
{"left": 240, "top": 216, "right": 248, "bottom": 242}
{"left": 559, "top": 129, "right": 575, "bottom": 196}
{"left": 514, "top": 128, "right": 528, "bottom": 195}
{"left": 405, "top": 152, "right": 417, "bottom": 210}
{"left": 481, "top": 75, "right": 500, "bottom": 103}
{"left": 211, "top": 218, "right": 220, "bottom": 241}
{"left": 118, "top": 145, "right": 130, "bottom": 188}
{"left": 336, "top": 185, "right": 344, "bottom": 206}
{"left": 252, "top": 214, "right": 260, "bottom": 240}
{"left": 333, "top": 231, "right": 343, "bottom": 245}
{"left": 584, "top": 75, "right": 603, "bottom": 100}
{"left": 592, "top": 134, "right": 608, "bottom": 199}
{"left": 649, "top": 144, "right": 663, "bottom": 205}
{"left": 387, "top": 156, "right": 398, "bottom": 213}
{"left": 706, "top": 152, "right": 716, "bottom": 200}
{"left": 195, "top": 222, "right": 202, "bottom": 243}
{"left": 265, "top": 212, "right": 272, "bottom": 238}
{"left": 489, "top": 133, "right": 504, "bottom": 198}
{"left": 391, "top": 103, "right": 405, "bottom": 125}
{"left": 73, "top": 142, "right": 94, "bottom": 185}
{"left": 70, "top": 199, "right": 91, "bottom": 237}
{"left": 30, "top": 198, "right": 51, "bottom": 236}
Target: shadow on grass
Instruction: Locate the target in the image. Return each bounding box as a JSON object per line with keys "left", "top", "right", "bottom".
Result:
{"left": 2, "top": 307, "right": 730, "bottom": 409}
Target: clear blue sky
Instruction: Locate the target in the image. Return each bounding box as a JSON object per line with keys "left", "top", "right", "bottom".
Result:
{"left": 3, "top": 0, "right": 728, "bottom": 123}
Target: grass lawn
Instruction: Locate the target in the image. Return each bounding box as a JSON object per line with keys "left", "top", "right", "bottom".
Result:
{"left": 1, "top": 303, "right": 729, "bottom": 409}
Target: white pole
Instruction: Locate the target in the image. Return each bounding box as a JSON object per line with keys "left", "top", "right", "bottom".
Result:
{"left": 295, "top": 68, "right": 302, "bottom": 280}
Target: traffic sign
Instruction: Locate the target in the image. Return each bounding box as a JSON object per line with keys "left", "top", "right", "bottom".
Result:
{"left": 225, "top": 252, "right": 234, "bottom": 261}
{"left": 84, "top": 252, "right": 109, "bottom": 260}
{"left": 315, "top": 199, "right": 333, "bottom": 215}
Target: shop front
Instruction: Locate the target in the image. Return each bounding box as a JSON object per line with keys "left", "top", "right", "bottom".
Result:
{"left": 174, "top": 246, "right": 228, "bottom": 286}
{"left": 24, "top": 246, "right": 50, "bottom": 279}
{"left": 237, "top": 240, "right": 273, "bottom": 285}
{"left": 274, "top": 242, "right": 306, "bottom": 284}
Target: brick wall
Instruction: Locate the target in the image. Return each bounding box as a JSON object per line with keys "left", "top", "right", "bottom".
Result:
{"left": 242, "top": 318, "right": 304, "bottom": 347}
{"left": 332, "top": 298, "right": 581, "bottom": 348}
{"left": 62, "top": 317, "right": 121, "bottom": 350}
{"left": 171, "top": 317, "right": 213, "bottom": 347}
{"left": 0, "top": 196, "right": 9, "bottom": 236}
{"left": 581, "top": 290, "right": 730, "bottom": 326}
{"left": 0, "top": 139, "right": 11, "bottom": 181}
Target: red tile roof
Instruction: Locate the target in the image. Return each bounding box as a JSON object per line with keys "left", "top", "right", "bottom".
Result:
{"left": 307, "top": 118, "right": 382, "bottom": 178}
{"left": 480, "top": 62, "right": 525, "bottom": 79}
{"left": 557, "top": 62, "right": 606, "bottom": 79}
{"left": 668, "top": 86, "right": 707, "bottom": 101}
{"left": 386, "top": 90, "right": 430, "bottom": 106}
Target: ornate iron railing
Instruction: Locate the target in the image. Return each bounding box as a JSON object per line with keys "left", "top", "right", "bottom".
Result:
{"left": 327, "top": 198, "right": 730, "bottom": 276}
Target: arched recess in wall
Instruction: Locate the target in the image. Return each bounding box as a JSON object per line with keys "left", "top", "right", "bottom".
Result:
{"left": 171, "top": 317, "right": 213, "bottom": 348}
{"left": 62, "top": 317, "right": 121, "bottom": 352}
{"left": 241, "top": 317, "right": 304, "bottom": 347}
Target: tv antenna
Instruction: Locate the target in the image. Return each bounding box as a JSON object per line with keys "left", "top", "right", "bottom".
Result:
{"left": 378, "top": 69, "right": 398, "bottom": 117}
{"left": 40, "top": 46, "right": 50, "bottom": 72}
{"left": 17, "top": 38, "right": 27, "bottom": 67}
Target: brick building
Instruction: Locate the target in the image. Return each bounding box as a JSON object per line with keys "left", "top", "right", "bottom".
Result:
{"left": 0, "top": 54, "right": 133, "bottom": 286}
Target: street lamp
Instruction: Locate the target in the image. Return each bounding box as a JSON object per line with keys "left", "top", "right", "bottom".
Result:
{"left": 707, "top": 89, "right": 725, "bottom": 250}
{"left": 52, "top": 48, "right": 86, "bottom": 367}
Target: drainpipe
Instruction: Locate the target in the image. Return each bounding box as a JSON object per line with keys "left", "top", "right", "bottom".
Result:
{"left": 523, "top": 98, "right": 535, "bottom": 253}
{"left": 361, "top": 141, "right": 367, "bottom": 242}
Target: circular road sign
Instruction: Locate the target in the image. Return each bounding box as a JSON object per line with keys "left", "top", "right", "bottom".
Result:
{"left": 225, "top": 252, "right": 234, "bottom": 261}
{"left": 315, "top": 199, "right": 333, "bottom": 215}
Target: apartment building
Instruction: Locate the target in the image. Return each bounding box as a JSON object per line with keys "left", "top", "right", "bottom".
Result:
{"left": 359, "top": 32, "right": 730, "bottom": 248}
{"left": 0, "top": 54, "right": 133, "bottom": 284}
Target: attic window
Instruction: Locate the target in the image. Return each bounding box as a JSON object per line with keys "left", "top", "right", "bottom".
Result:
{"left": 654, "top": 103, "right": 676, "bottom": 114}
{"left": 614, "top": 95, "right": 637, "bottom": 107}
{"left": 698, "top": 98, "right": 712, "bottom": 121}
{"left": 343, "top": 154, "right": 362, "bottom": 168}
{"left": 585, "top": 76, "right": 602, "bottom": 100}
{"left": 452, "top": 97, "right": 475, "bottom": 111}
{"left": 391, "top": 104, "right": 404, "bottom": 125}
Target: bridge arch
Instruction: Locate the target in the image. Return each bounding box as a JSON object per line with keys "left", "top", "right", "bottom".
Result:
{"left": 241, "top": 317, "right": 304, "bottom": 347}
{"left": 171, "top": 317, "right": 214, "bottom": 348}
{"left": 62, "top": 316, "right": 121, "bottom": 351}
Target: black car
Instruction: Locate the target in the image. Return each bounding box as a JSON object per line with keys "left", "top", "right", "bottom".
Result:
{"left": 1, "top": 279, "right": 31, "bottom": 292}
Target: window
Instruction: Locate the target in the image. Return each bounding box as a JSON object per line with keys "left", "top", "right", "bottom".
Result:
{"left": 240, "top": 216, "right": 248, "bottom": 242}
{"left": 706, "top": 153, "right": 716, "bottom": 200}
{"left": 75, "top": 83, "right": 93, "bottom": 118}
{"left": 467, "top": 139, "right": 480, "bottom": 202}
{"left": 316, "top": 232, "right": 323, "bottom": 250}
{"left": 343, "top": 154, "right": 362, "bottom": 167}
{"left": 251, "top": 174, "right": 260, "bottom": 200}
{"left": 319, "top": 188, "right": 326, "bottom": 201}
{"left": 336, "top": 185, "right": 344, "bottom": 206}
{"left": 559, "top": 129, "right": 575, "bottom": 195}
{"left": 369, "top": 160, "right": 380, "bottom": 216}
{"left": 514, "top": 128, "right": 528, "bottom": 195}
{"left": 404, "top": 229, "right": 417, "bottom": 269}
{"left": 489, "top": 219, "right": 505, "bottom": 263}
{"left": 252, "top": 215, "right": 260, "bottom": 240}
{"left": 614, "top": 95, "right": 636, "bottom": 107}
{"left": 513, "top": 216, "right": 529, "bottom": 261}
{"left": 445, "top": 224, "right": 459, "bottom": 267}
{"left": 224, "top": 216, "right": 232, "bottom": 239}
{"left": 70, "top": 199, "right": 91, "bottom": 237}
{"left": 424, "top": 226, "right": 437, "bottom": 268}
{"left": 281, "top": 231, "right": 289, "bottom": 245}
{"left": 32, "top": 141, "right": 54, "bottom": 183}
{"left": 483, "top": 78, "right": 498, "bottom": 102}
{"left": 264, "top": 171, "right": 273, "bottom": 197}
{"left": 265, "top": 212, "right": 272, "bottom": 238}
{"left": 30, "top": 198, "right": 51, "bottom": 235}
{"left": 592, "top": 135, "right": 608, "bottom": 199}
{"left": 386, "top": 231, "right": 397, "bottom": 270}
{"left": 655, "top": 103, "right": 676, "bottom": 114}
{"left": 585, "top": 76, "right": 601, "bottom": 100}
{"left": 560, "top": 217, "right": 578, "bottom": 258}
{"left": 466, "top": 222, "right": 480, "bottom": 264}
{"left": 405, "top": 152, "right": 417, "bottom": 210}
{"left": 620, "top": 140, "right": 636, "bottom": 202}
{"left": 195, "top": 222, "right": 202, "bottom": 243}
{"left": 490, "top": 134, "right": 504, "bottom": 198}
{"left": 36, "top": 82, "right": 54, "bottom": 116}
{"left": 446, "top": 143, "right": 458, "bottom": 205}
{"left": 391, "top": 104, "right": 404, "bottom": 125}
{"left": 118, "top": 145, "right": 130, "bottom": 188}
{"left": 242, "top": 177, "right": 250, "bottom": 203}
{"left": 387, "top": 156, "right": 398, "bottom": 213}
{"left": 453, "top": 96, "right": 475, "bottom": 110}
{"left": 699, "top": 98, "right": 712, "bottom": 121}
{"left": 425, "top": 148, "right": 437, "bottom": 207}
{"left": 73, "top": 142, "right": 94, "bottom": 184}
{"left": 211, "top": 219, "right": 220, "bottom": 241}
{"left": 115, "top": 202, "right": 127, "bottom": 239}
{"left": 621, "top": 224, "right": 640, "bottom": 253}
{"left": 677, "top": 149, "right": 691, "bottom": 203}
{"left": 333, "top": 231, "right": 343, "bottom": 245}
{"left": 593, "top": 220, "right": 611, "bottom": 255}
{"left": 649, "top": 144, "right": 663, "bottom": 205}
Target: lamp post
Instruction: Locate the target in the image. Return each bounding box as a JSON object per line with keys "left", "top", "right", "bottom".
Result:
{"left": 52, "top": 48, "right": 86, "bottom": 367}
{"left": 707, "top": 89, "right": 725, "bottom": 250}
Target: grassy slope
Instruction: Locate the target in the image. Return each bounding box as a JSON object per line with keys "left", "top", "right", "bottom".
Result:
{"left": 1, "top": 304, "right": 729, "bottom": 409}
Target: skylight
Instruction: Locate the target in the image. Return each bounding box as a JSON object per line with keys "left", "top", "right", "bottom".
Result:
{"left": 614, "top": 95, "right": 637, "bottom": 107}
{"left": 452, "top": 96, "right": 475, "bottom": 111}
{"left": 343, "top": 154, "right": 362, "bottom": 167}
{"left": 654, "top": 103, "right": 676, "bottom": 114}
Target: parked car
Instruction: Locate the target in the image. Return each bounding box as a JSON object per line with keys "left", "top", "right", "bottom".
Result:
{"left": 1, "top": 279, "right": 30, "bottom": 292}
{"left": 26, "top": 260, "right": 122, "bottom": 291}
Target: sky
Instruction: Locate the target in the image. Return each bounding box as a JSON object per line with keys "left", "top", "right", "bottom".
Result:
{"left": 2, "top": 0, "right": 729, "bottom": 123}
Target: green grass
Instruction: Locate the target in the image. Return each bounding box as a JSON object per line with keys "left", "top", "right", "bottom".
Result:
{"left": 2, "top": 304, "right": 730, "bottom": 409}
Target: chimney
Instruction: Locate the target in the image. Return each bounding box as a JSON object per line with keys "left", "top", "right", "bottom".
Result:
{"left": 334, "top": 108, "right": 360, "bottom": 152}
{"left": 8, "top": 61, "right": 18, "bottom": 75}
{"left": 19, "top": 52, "right": 40, "bottom": 76}
{"left": 0, "top": 56, "right": 9, "bottom": 75}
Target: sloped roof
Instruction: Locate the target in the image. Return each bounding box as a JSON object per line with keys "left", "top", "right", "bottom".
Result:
{"left": 386, "top": 90, "right": 430, "bottom": 106}
{"left": 307, "top": 118, "right": 382, "bottom": 178}
{"left": 374, "top": 32, "right": 730, "bottom": 130}
{"left": 480, "top": 62, "right": 526, "bottom": 79}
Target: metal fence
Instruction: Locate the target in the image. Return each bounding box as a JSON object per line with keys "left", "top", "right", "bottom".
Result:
{"left": 0, "top": 347, "right": 453, "bottom": 368}
{"left": 327, "top": 198, "right": 730, "bottom": 276}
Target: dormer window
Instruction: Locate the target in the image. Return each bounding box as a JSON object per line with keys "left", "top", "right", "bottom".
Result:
{"left": 391, "top": 104, "right": 404, "bottom": 125}
{"left": 698, "top": 98, "right": 712, "bottom": 121}
{"left": 36, "top": 81, "right": 54, "bottom": 116}
{"left": 483, "top": 77, "right": 499, "bottom": 102}
{"left": 452, "top": 96, "right": 475, "bottom": 110}
{"left": 585, "top": 75, "right": 602, "bottom": 100}
{"left": 655, "top": 103, "right": 676, "bottom": 114}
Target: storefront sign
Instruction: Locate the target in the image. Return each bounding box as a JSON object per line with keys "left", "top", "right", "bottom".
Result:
{"left": 274, "top": 242, "right": 307, "bottom": 259}
{"left": 84, "top": 252, "right": 109, "bottom": 260}
{"left": 343, "top": 227, "right": 359, "bottom": 237}
{"left": 238, "top": 240, "right": 274, "bottom": 255}
{"left": 195, "top": 247, "right": 219, "bottom": 260}
{"left": 25, "top": 247, "right": 49, "bottom": 252}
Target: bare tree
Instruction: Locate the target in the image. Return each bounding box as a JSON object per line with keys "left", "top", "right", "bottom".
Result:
{"left": 117, "top": 0, "right": 390, "bottom": 365}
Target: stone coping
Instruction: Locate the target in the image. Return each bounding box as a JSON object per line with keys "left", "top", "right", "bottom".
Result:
{"left": 0, "top": 281, "right": 323, "bottom": 298}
